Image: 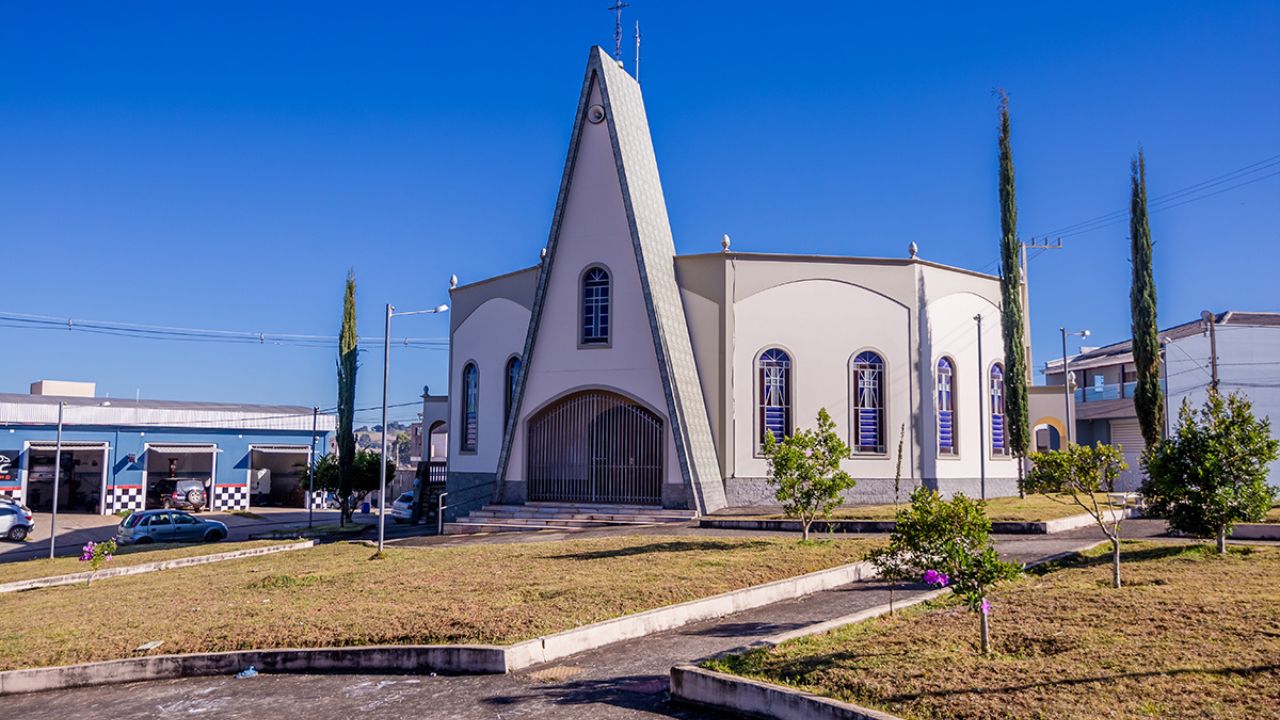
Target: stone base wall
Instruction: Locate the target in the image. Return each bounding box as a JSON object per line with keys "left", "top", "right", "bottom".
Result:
{"left": 724, "top": 475, "right": 1019, "bottom": 508}
{"left": 444, "top": 471, "right": 497, "bottom": 521}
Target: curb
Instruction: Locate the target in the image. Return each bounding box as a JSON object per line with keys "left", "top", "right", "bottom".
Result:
{"left": 668, "top": 538, "right": 1111, "bottom": 720}
{"left": 701, "top": 508, "right": 1140, "bottom": 535}
{"left": 0, "top": 558, "right": 876, "bottom": 695}
{"left": 0, "top": 540, "right": 316, "bottom": 594}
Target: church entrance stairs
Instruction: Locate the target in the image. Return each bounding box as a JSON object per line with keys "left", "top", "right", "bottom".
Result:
{"left": 442, "top": 502, "right": 697, "bottom": 535}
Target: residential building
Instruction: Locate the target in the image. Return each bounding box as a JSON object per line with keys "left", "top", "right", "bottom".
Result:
{"left": 1043, "top": 311, "right": 1280, "bottom": 488}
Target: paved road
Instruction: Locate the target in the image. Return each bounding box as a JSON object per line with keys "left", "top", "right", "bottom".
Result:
{"left": 0, "top": 508, "right": 379, "bottom": 563}
{"left": 3, "top": 522, "right": 1170, "bottom": 719}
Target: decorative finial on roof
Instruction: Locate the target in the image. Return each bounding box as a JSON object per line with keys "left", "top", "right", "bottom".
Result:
{"left": 908, "top": 241, "right": 919, "bottom": 259}
{"left": 540, "top": 247, "right": 548, "bottom": 263}
{"left": 449, "top": 274, "right": 458, "bottom": 290}
{"left": 721, "top": 234, "right": 731, "bottom": 253}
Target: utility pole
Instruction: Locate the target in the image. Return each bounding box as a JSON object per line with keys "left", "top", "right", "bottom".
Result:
{"left": 379, "top": 304, "right": 393, "bottom": 554}
{"left": 50, "top": 401, "right": 64, "bottom": 560}
{"left": 1019, "top": 237, "right": 1063, "bottom": 379}
{"left": 1201, "top": 310, "right": 1220, "bottom": 391}
{"left": 308, "top": 406, "right": 318, "bottom": 529}
{"left": 975, "top": 314, "right": 987, "bottom": 500}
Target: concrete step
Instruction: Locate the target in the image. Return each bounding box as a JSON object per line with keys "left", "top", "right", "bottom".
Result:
{"left": 441, "top": 519, "right": 664, "bottom": 535}
{"left": 467, "top": 509, "right": 695, "bottom": 523}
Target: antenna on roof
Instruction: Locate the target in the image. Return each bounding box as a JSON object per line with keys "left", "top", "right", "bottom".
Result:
{"left": 634, "top": 20, "right": 641, "bottom": 83}
{"left": 608, "top": 1, "right": 630, "bottom": 63}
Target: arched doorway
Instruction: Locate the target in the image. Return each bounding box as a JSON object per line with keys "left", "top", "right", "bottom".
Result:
{"left": 527, "top": 390, "right": 663, "bottom": 505}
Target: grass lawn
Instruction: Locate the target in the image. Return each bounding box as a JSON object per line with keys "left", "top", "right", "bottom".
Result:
{"left": 706, "top": 542, "right": 1280, "bottom": 720}
{"left": 0, "top": 535, "right": 875, "bottom": 671}
{"left": 0, "top": 540, "right": 292, "bottom": 586}
{"left": 744, "top": 494, "right": 1121, "bottom": 522}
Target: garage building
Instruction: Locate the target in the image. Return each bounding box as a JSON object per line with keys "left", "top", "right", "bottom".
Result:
{"left": 0, "top": 381, "right": 336, "bottom": 515}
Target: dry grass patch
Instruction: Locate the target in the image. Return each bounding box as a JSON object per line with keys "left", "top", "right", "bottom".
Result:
{"left": 707, "top": 542, "right": 1280, "bottom": 720}
{"left": 1264, "top": 503, "right": 1279, "bottom": 523}
{"left": 0, "top": 540, "right": 291, "bottom": 585}
{"left": 0, "top": 534, "right": 875, "bottom": 671}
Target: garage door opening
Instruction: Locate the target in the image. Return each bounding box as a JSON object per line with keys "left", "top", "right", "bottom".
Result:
{"left": 24, "top": 441, "right": 109, "bottom": 514}
{"left": 248, "top": 445, "right": 312, "bottom": 507}
{"left": 144, "top": 444, "right": 219, "bottom": 511}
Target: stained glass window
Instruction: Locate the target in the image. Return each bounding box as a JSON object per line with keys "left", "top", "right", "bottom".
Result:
{"left": 582, "top": 267, "right": 610, "bottom": 345}
{"left": 461, "top": 362, "right": 479, "bottom": 452}
{"left": 991, "top": 363, "right": 1006, "bottom": 455}
{"left": 937, "top": 357, "right": 956, "bottom": 455}
{"left": 758, "top": 348, "right": 792, "bottom": 450}
{"left": 505, "top": 356, "right": 522, "bottom": 426}
{"left": 853, "top": 351, "right": 885, "bottom": 453}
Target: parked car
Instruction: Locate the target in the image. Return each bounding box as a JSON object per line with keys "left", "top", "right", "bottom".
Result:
{"left": 117, "top": 509, "right": 228, "bottom": 545}
{"left": 390, "top": 491, "right": 415, "bottom": 524}
{"left": 149, "top": 479, "right": 208, "bottom": 511}
{"left": 0, "top": 498, "right": 35, "bottom": 541}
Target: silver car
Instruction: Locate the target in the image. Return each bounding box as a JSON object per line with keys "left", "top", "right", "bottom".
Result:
{"left": 0, "top": 499, "right": 35, "bottom": 541}
{"left": 117, "top": 509, "right": 228, "bottom": 545}
{"left": 390, "top": 491, "right": 415, "bottom": 524}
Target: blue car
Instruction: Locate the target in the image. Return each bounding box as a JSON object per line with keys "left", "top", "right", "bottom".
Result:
{"left": 117, "top": 509, "right": 228, "bottom": 545}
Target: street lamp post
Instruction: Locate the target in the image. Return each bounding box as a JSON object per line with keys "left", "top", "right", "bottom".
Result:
{"left": 379, "top": 302, "right": 448, "bottom": 553}
{"left": 1059, "top": 327, "right": 1090, "bottom": 447}
{"left": 49, "top": 401, "right": 65, "bottom": 560}
{"left": 974, "top": 314, "right": 986, "bottom": 500}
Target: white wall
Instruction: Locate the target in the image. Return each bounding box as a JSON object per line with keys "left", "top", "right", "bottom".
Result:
{"left": 1167, "top": 324, "right": 1280, "bottom": 483}
{"left": 448, "top": 297, "right": 530, "bottom": 473}
{"left": 921, "top": 289, "right": 1017, "bottom": 481}
{"left": 731, "top": 278, "right": 914, "bottom": 480}
{"left": 504, "top": 76, "right": 680, "bottom": 487}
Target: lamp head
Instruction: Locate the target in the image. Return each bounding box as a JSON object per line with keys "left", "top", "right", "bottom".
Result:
{"left": 435, "top": 304, "right": 449, "bottom": 313}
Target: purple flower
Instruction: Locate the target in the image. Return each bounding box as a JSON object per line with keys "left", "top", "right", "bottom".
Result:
{"left": 922, "top": 570, "right": 950, "bottom": 587}
{"left": 980, "top": 598, "right": 991, "bottom": 615}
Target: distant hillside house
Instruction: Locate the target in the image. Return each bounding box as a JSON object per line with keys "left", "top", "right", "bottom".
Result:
{"left": 443, "top": 47, "right": 1034, "bottom": 519}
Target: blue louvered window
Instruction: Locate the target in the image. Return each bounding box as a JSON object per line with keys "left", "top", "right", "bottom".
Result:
{"left": 461, "top": 362, "right": 479, "bottom": 452}
{"left": 505, "top": 356, "right": 521, "bottom": 426}
{"left": 758, "top": 348, "right": 792, "bottom": 450}
{"left": 581, "top": 267, "right": 610, "bottom": 345}
{"left": 937, "top": 357, "right": 956, "bottom": 455}
{"left": 990, "top": 363, "right": 1006, "bottom": 456}
{"left": 853, "top": 351, "right": 885, "bottom": 453}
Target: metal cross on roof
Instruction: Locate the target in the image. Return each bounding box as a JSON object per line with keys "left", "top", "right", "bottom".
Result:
{"left": 607, "top": 1, "right": 630, "bottom": 61}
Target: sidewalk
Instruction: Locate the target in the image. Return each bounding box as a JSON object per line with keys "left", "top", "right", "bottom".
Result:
{"left": 0, "top": 525, "right": 1150, "bottom": 719}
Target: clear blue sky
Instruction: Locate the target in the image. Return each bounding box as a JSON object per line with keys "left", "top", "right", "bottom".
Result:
{"left": 2, "top": 1, "right": 1277, "bottom": 423}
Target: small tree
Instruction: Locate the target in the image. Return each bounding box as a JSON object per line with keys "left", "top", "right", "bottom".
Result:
{"left": 871, "top": 488, "right": 1021, "bottom": 654}
{"left": 302, "top": 449, "right": 395, "bottom": 512}
{"left": 1025, "top": 443, "right": 1129, "bottom": 587}
{"left": 1143, "top": 391, "right": 1279, "bottom": 553}
{"left": 79, "top": 539, "right": 117, "bottom": 585}
{"left": 762, "top": 408, "right": 856, "bottom": 542}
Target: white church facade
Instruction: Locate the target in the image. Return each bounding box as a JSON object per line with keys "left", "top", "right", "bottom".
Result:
{"left": 443, "top": 47, "right": 1021, "bottom": 519}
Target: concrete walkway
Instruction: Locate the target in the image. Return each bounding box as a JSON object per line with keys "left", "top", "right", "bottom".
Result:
{"left": 2, "top": 522, "right": 1169, "bottom": 719}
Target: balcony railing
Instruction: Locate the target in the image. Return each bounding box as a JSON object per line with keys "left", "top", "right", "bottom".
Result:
{"left": 1072, "top": 380, "right": 1161, "bottom": 403}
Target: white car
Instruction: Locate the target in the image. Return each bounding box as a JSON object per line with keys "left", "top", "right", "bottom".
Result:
{"left": 0, "top": 499, "right": 35, "bottom": 541}
{"left": 390, "top": 492, "right": 415, "bottom": 524}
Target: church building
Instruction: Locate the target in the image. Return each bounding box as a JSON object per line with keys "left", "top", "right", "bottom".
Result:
{"left": 442, "top": 47, "right": 1021, "bottom": 523}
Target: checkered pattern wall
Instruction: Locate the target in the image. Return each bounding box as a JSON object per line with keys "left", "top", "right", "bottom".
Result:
{"left": 0, "top": 487, "right": 23, "bottom": 505}
{"left": 109, "top": 486, "right": 145, "bottom": 513}
{"left": 212, "top": 485, "right": 250, "bottom": 511}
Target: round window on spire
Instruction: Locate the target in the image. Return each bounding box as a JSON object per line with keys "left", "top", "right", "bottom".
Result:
{"left": 588, "top": 105, "right": 606, "bottom": 124}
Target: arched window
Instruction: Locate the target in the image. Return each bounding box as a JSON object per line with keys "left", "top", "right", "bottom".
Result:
{"left": 937, "top": 357, "right": 956, "bottom": 455}
{"left": 852, "top": 351, "right": 885, "bottom": 454}
{"left": 581, "top": 266, "right": 611, "bottom": 345}
{"left": 757, "top": 348, "right": 792, "bottom": 450}
{"left": 505, "top": 356, "right": 522, "bottom": 426}
{"left": 461, "top": 362, "right": 479, "bottom": 452}
{"left": 990, "top": 363, "right": 1006, "bottom": 456}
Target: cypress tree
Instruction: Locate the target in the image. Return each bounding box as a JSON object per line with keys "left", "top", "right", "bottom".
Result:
{"left": 1129, "top": 149, "right": 1164, "bottom": 447}
{"left": 997, "top": 93, "right": 1031, "bottom": 488}
{"left": 337, "top": 270, "right": 359, "bottom": 523}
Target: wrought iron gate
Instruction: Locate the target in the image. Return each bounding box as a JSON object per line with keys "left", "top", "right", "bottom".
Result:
{"left": 527, "top": 390, "right": 663, "bottom": 504}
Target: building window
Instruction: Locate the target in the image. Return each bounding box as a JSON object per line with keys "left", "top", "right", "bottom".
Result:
{"left": 937, "top": 357, "right": 956, "bottom": 455}
{"left": 461, "top": 362, "right": 478, "bottom": 452}
{"left": 757, "top": 348, "right": 792, "bottom": 450}
{"left": 852, "top": 351, "right": 885, "bottom": 454}
{"left": 581, "top": 266, "right": 611, "bottom": 345}
{"left": 991, "top": 363, "right": 1006, "bottom": 456}
{"left": 504, "top": 356, "right": 521, "bottom": 426}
